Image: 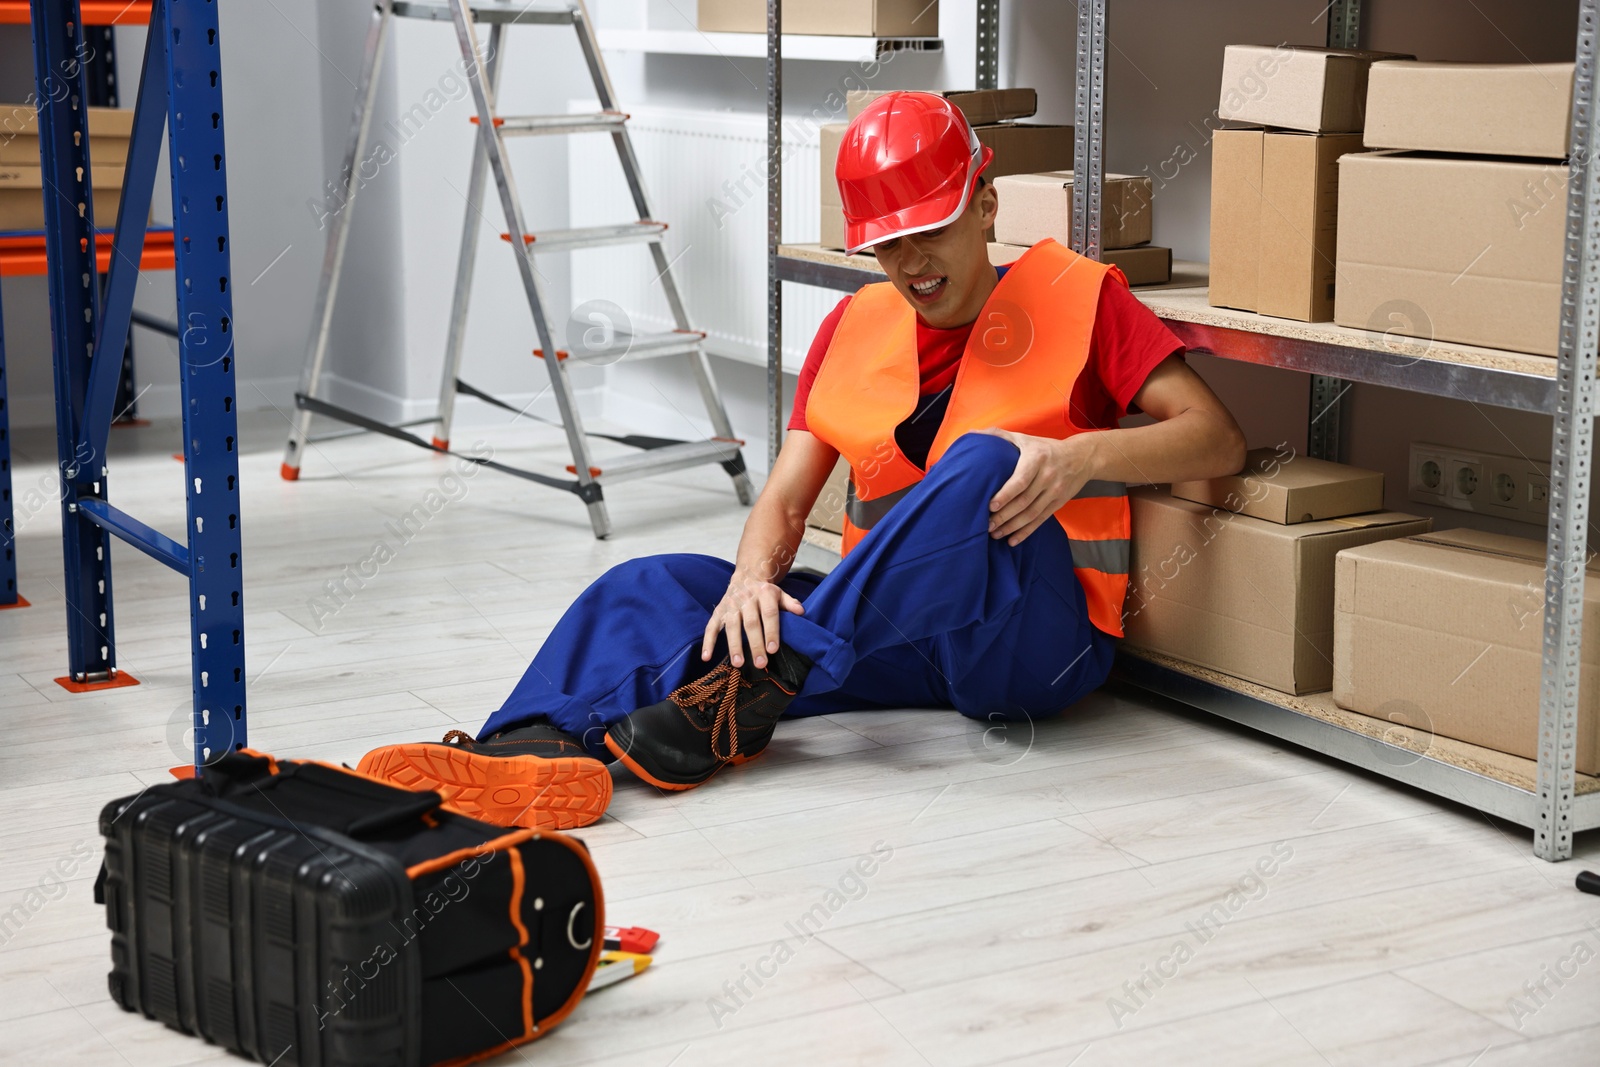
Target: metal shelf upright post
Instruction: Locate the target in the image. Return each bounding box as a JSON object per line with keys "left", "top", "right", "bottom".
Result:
{"left": 29, "top": 0, "right": 247, "bottom": 767}
{"left": 1306, "top": 0, "right": 1362, "bottom": 462}
{"left": 1534, "top": 0, "right": 1600, "bottom": 862}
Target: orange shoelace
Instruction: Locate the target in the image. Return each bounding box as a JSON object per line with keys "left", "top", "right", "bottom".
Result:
{"left": 442, "top": 729, "right": 474, "bottom": 745}
{"left": 670, "top": 662, "right": 753, "bottom": 762}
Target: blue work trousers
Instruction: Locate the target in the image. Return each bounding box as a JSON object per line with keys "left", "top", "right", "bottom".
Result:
{"left": 479, "top": 433, "right": 1117, "bottom": 756}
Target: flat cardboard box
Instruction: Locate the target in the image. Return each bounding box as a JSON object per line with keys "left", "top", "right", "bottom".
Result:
{"left": 1334, "top": 530, "right": 1600, "bottom": 773}
{"left": 1170, "top": 447, "right": 1384, "bottom": 524}
{"left": 0, "top": 104, "right": 135, "bottom": 167}
{"left": 992, "top": 171, "right": 1153, "bottom": 250}
{"left": 698, "top": 0, "right": 938, "bottom": 36}
{"left": 847, "top": 88, "right": 1038, "bottom": 125}
{"left": 1217, "top": 44, "right": 1412, "bottom": 133}
{"left": 975, "top": 123, "right": 1074, "bottom": 180}
{"left": 1209, "top": 127, "right": 1363, "bottom": 322}
{"left": 1125, "top": 486, "right": 1429, "bottom": 694}
{"left": 1104, "top": 244, "right": 1171, "bottom": 286}
{"left": 991, "top": 241, "right": 1171, "bottom": 285}
{"left": 1335, "top": 151, "right": 1566, "bottom": 356}
{"left": 0, "top": 163, "right": 126, "bottom": 231}
{"left": 1363, "top": 61, "right": 1573, "bottom": 160}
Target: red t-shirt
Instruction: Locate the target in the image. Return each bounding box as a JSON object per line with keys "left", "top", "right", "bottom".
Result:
{"left": 789, "top": 268, "right": 1184, "bottom": 439}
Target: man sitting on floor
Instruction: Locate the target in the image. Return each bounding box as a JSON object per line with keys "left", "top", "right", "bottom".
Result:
{"left": 357, "top": 92, "right": 1247, "bottom": 829}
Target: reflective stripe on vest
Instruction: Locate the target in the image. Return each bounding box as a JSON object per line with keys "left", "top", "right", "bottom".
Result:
{"left": 804, "top": 239, "right": 1134, "bottom": 637}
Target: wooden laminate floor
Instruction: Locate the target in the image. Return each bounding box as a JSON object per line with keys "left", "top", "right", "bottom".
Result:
{"left": 1, "top": 412, "right": 1597, "bottom": 1066}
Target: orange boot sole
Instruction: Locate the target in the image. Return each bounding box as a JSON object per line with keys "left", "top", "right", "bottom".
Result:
{"left": 357, "top": 743, "right": 612, "bottom": 830}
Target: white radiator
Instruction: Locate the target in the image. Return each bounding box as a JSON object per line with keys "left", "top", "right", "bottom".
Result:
{"left": 566, "top": 103, "right": 839, "bottom": 369}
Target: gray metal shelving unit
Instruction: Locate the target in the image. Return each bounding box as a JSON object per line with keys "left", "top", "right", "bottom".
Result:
{"left": 765, "top": 0, "right": 1600, "bottom": 860}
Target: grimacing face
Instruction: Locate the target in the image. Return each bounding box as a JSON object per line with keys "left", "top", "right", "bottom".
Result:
{"left": 870, "top": 180, "right": 1000, "bottom": 330}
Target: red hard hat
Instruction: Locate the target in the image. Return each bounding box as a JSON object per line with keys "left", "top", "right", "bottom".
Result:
{"left": 835, "top": 91, "right": 993, "bottom": 255}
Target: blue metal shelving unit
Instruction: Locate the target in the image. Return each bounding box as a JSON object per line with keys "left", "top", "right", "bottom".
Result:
{"left": 27, "top": 0, "right": 246, "bottom": 765}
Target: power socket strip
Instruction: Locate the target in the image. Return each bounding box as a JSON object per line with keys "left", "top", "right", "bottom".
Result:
{"left": 1408, "top": 443, "right": 1549, "bottom": 525}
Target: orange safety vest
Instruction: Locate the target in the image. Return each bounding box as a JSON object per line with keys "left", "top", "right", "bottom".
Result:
{"left": 805, "top": 239, "right": 1131, "bottom": 637}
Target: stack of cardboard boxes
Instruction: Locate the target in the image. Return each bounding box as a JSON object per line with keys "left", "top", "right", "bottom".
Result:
{"left": 1334, "top": 530, "right": 1599, "bottom": 773}
{"left": 1127, "top": 445, "right": 1596, "bottom": 773}
{"left": 1209, "top": 45, "right": 1410, "bottom": 322}
{"left": 1335, "top": 62, "right": 1575, "bottom": 355}
{"left": 0, "top": 105, "right": 135, "bottom": 231}
{"left": 820, "top": 88, "right": 1073, "bottom": 252}
{"left": 1124, "top": 448, "right": 1430, "bottom": 695}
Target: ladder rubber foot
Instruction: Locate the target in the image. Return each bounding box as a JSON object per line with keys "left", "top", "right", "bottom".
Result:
{"left": 0, "top": 595, "right": 30, "bottom": 611}
{"left": 280, "top": 463, "right": 301, "bottom": 481}
{"left": 54, "top": 672, "right": 141, "bottom": 693}
{"left": 431, "top": 437, "right": 449, "bottom": 450}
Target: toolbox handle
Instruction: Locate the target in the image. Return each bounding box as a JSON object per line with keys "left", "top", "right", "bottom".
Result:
{"left": 200, "top": 754, "right": 447, "bottom": 838}
{"left": 345, "top": 791, "right": 446, "bottom": 837}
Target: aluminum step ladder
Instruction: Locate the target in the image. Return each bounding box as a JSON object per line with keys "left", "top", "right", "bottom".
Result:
{"left": 281, "top": 0, "right": 754, "bottom": 538}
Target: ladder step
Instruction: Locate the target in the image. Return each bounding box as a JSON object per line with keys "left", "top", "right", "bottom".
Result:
{"left": 391, "top": 0, "right": 576, "bottom": 24}
{"left": 569, "top": 439, "right": 743, "bottom": 485}
{"left": 500, "top": 222, "right": 666, "bottom": 252}
{"left": 537, "top": 329, "right": 706, "bottom": 365}
{"left": 495, "top": 111, "right": 629, "bottom": 137}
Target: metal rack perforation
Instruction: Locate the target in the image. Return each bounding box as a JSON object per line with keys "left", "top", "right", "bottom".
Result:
{"left": 765, "top": 0, "right": 1600, "bottom": 859}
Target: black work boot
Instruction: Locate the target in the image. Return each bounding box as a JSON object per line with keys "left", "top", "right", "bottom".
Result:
{"left": 357, "top": 723, "right": 611, "bottom": 830}
{"left": 604, "top": 645, "right": 811, "bottom": 790}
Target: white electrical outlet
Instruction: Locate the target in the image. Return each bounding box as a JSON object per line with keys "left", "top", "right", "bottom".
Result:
{"left": 1410, "top": 446, "right": 1448, "bottom": 505}
{"left": 1408, "top": 443, "right": 1550, "bottom": 526}
{"left": 1446, "top": 453, "right": 1484, "bottom": 503}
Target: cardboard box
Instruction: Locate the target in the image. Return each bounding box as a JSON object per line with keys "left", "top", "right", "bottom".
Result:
{"left": 1105, "top": 244, "right": 1171, "bottom": 287}
{"left": 992, "top": 171, "right": 1153, "bottom": 250}
{"left": 0, "top": 104, "right": 135, "bottom": 167}
{"left": 1334, "top": 530, "right": 1600, "bottom": 773}
{"left": 0, "top": 163, "right": 126, "bottom": 231}
{"left": 820, "top": 123, "right": 847, "bottom": 249}
{"left": 1217, "top": 44, "right": 1412, "bottom": 133}
{"left": 1125, "top": 487, "right": 1429, "bottom": 694}
{"left": 1171, "top": 448, "right": 1383, "bottom": 524}
{"left": 991, "top": 241, "right": 1172, "bottom": 285}
{"left": 1209, "top": 127, "right": 1363, "bottom": 322}
{"left": 698, "top": 0, "right": 937, "bottom": 36}
{"left": 975, "top": 123, "right": 1074, "bottom": 180}
{"left": 847, "top": 87, "right": 1038, "bottom": 125}
{"left": 1335, "top": 151, "right": 1566, "bottom": 356}
{"left": 1363, "top": 61, "right": 1573, "bottom": 160}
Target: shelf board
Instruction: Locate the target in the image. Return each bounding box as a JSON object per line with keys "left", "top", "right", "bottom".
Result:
{"left": 1116, "top": 649, "right": 1600, "bottom": 833}
{"left": 595, "top": 27, "right": 941, "bottom": 62}
{"left": 776, "top": 244, "right": 1558, "bottom": 414}
{"left": 0, "top": 0, "right": 149, "bottom": 23}
{"left": 0, "top": 227, "right": 174, "bottom": 278}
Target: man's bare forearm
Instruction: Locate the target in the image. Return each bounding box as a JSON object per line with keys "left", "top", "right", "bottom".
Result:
{"left": 1081, "top": 406, "right": 1246, "bottom": 488}
{"left": 732, "top": 493, "right": 808, "bottom": 585}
